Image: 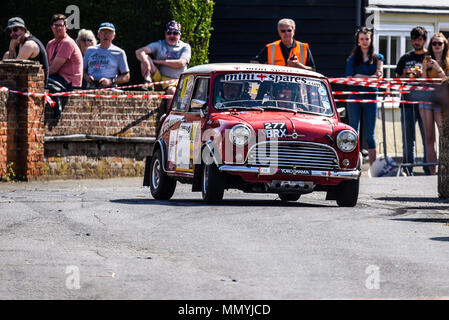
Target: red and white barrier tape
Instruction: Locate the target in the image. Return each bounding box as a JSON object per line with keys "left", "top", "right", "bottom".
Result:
{"left": 329, "top": 77, "right": 443, "bottom": 83}
{"left": 68, "top": 79, "right": 177, "bottom": 95}
{"left": 50, "top": 93, "right": 174, "bottom": 99}
{"left": 0, "top": 81, "right": 175, "bottom": 108}
{"left": 333, "top": 91, "right": 410, "bottom": 95}
{"left": 334, "top": 98, "right": 431, "bottom": 104}
{"left": 330, "top": 80, "right": 435, "bottom": 92}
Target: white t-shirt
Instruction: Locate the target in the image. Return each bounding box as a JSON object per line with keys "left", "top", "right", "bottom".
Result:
{"left": 147, "top": 40, "right": 191, "bottom": 78}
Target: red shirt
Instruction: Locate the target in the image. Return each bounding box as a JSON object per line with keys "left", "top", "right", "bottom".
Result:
{"left": 46, "top": 35, "right": 83, "bottom": 87}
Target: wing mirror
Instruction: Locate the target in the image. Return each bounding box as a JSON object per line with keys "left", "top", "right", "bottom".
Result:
{"left": 191, "top": 99, "right": 207, "bottom": 117}
{"left": 191, "top": 99, "right": 206, "bottom": 109}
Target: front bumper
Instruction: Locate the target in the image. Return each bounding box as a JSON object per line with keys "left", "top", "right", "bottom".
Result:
{"left": 218, "top": 165, "right": 361, "bottom": 180}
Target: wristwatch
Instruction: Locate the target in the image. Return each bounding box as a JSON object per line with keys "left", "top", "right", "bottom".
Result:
{"left": 111, "top": 77, "right": 116, "bottom": 84}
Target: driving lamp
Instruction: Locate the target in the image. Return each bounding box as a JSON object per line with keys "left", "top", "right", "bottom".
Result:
{"left": 229, "top": 125, "right": 252, "bottom": 146}
{"left": 336, "top": 130, "right": 358, "bottom": 152}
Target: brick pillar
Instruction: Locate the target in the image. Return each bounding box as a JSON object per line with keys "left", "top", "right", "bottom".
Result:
{"left": 0, "top": 89, "right": 8, "bottom": 178}
{"left": 0, "top": 60, "right": 45, "bottom": 181}
{"left": 439, "top": 81, "right": 449, "bottom": 199}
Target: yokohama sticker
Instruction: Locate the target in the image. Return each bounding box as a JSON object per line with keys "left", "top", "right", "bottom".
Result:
{"left": 279, "top": 168, "right": 312, "bottom": 175}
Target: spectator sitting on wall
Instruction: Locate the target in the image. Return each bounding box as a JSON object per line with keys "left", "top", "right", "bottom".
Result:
{"left": 75, "top": 29, "right": 97, "bottom": 89}
{"left": 251, "top": 18, "right": 316, "bottom": 71}
{"left": 135, "top": 20, "right": 191, "bottom": 97}
{"left": 2, "top": 17, "right": 49, "bottom": 87}
{"left": 83, "top": 23, "right": 130, "bottom": 89}
{"left": 46, "top": 14, "right": 83, "bottom": 91}
{"left": 76, "top": 29, "right": 97, "bottom": 57}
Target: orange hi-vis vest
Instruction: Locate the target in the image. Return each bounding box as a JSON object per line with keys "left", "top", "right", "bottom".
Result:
{"left": 266, "top": 40, "right": 309, "bottom": 66}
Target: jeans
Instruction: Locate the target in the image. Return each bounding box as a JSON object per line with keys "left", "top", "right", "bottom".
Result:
{"left": 347, "top": 100, "right": 377, "bottom": 149}
{"left": 400, "top": 103, "right": 430, "bottom": 175}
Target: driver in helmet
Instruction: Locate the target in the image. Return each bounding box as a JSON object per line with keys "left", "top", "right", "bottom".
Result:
{"left": 222, "top": 81, "right": 243, "bottom": 101}
{"left": 274, "top": 83, "right": 296, "bottom": 108}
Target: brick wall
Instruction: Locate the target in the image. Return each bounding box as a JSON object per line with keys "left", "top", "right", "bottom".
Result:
{"left": 43, "top": 91, "right": 165, "bottom": 179}
{"left": 45, "top": 91, "right": 165, "bottom": 137}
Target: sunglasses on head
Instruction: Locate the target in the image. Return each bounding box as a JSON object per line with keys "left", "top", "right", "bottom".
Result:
{"left": 166, "top": 30, "right": 180, "bottom": 36}
{"left": 432, "top": 41, "right": 444, "bottom": 46}
{"left": 280, "top": 29, "right": 292, "bottom": 33}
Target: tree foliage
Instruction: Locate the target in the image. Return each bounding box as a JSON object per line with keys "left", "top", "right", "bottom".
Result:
{"left": 168, "top": 0, "right": 214, "bottom": 66}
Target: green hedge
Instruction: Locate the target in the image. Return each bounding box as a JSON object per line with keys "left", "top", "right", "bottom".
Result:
{"left": 168, "top": 0, "right": 214, "bottom": 66}
{"left": 0, "top": 0, "right": 214, "bottom": 84}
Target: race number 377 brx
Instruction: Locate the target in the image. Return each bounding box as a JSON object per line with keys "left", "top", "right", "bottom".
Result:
{"left": 264, "top": 122, "right": 287, "bottom": 139}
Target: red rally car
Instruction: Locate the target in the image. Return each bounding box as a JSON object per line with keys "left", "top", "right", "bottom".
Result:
{"left": 144, "top": 63, "right": 361, "bottom": 206}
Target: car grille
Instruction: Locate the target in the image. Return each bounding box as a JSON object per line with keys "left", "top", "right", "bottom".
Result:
{"left": 247, "top": 141, "right": 339, "bottom": 170}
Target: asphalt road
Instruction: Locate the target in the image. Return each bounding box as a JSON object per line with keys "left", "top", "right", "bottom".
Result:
{"left": 0, "top": 176, "right": 448, "bottom": 300}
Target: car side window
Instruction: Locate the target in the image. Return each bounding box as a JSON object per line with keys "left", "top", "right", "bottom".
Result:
{"left": 190, "top": 78, "right": 209, "bottom": 112}
{"left": 172, "top": 75, "right": 195, "bottom": 112}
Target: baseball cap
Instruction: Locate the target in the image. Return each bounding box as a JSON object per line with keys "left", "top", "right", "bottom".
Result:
{"left": 98, "top": 22, "right": 115, "bottom": 33}
{"left": 166, "top": 20, "right": 181, "bottom": 33}
{"left": 5, "top": 17, "right": 26, "bottom": 32}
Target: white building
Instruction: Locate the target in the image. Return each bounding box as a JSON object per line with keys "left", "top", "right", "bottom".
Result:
{"left": 367, "top": 0, "right": 449, "bottom": 76}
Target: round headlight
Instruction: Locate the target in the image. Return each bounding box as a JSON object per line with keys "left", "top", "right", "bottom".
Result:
{"left": 229, "top": 124, "right": 252, "bottom": 146}
{"left": 336, "top": 130, "right": 358, "bottom": 152}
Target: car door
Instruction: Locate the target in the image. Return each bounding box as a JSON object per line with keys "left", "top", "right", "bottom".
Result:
{"left": 162, "top": 74, "right": 195, "bottom": 173}
{"left": 163, "top": 75, "right": 210, "bottom": 175}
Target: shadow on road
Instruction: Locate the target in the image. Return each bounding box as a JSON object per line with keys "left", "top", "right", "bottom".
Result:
{"left": 392, "top": 218, "right": 449, "bottom": 224}
{"left": 110, "top": 198, "right": 331, "bottom": 208}
{"left": 430, "top": 237, "right": 449, "bottom": 242}
{"left": 376, "top": 196, "right": 449, "bottom": 204}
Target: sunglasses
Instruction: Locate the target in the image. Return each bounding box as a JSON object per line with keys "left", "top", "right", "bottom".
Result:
{"left": 432, "top": 41, "right": 444, "bottom": 46}
{"left": 166, "top": 31, "right": 180, "bottom": 36}
{"left": 280, "top": 29, "right": 293, "bottom": 33}
{"left": 81, "top": 38, "right": 93, "bottom": 42}
{"left": 52, "top": 23, "right": 65, "bottom": 28}
{"left": 9, "top": 27, "right": 21, "bottom": 33}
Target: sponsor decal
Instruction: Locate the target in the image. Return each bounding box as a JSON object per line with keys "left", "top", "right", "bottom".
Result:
{"left": 222, "top": 73, "right": 324, "bottom": 86}
{"left": 279, "top": 168, "right": 312, "bottom": 175}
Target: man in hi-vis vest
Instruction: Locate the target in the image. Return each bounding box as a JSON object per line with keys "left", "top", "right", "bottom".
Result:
{"left": 251, "top": 18, "right": 316, "bottom": 71}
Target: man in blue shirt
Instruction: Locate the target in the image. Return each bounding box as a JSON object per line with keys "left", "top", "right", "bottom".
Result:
{"left": 83, "top": 22, "right": 130, "bottom": 88}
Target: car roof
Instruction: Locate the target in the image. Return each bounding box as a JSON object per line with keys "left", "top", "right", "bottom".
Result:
{"left": 183, "top": 63, "right": 326, "bottom": 79}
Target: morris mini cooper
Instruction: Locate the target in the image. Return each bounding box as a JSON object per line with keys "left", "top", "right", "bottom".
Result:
{"left": 144, "top": 63, "right": 361, "bottom": 206}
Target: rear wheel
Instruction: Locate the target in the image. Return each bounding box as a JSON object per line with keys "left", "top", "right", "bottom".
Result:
{"left": 202, "top": 163, "right": 224, "bottom": 204}
{"left": 278, "top": 193, "right": 301, "bottom": 202}
{"left": 149, "top": 149, "right": 176, "bottom": 200}
{"left": 335, "top": 178, "right": 359, "bottom": 207}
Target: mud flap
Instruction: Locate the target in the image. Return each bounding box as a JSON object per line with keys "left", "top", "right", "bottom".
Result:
{"left": 143, "top": 155, "right": 152, "bottom": 187}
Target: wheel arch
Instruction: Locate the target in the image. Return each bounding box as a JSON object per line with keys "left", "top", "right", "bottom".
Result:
{"left": 143, "top": 139, "right": 168, "bottom": 186}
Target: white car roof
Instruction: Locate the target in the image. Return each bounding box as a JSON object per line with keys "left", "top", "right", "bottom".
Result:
{"left": 184, "top": 63, "right": 325, "bottom": 79}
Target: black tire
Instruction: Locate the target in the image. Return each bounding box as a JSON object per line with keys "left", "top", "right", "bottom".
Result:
{"left": 202, "top": 163, "right": 225, "bottom": 204}
{"left": 278, "top": 193, "right": 301, "bottom": 202}
{"left": 149, "top": 149, "right": 176, "bottom": 200}
{"left": 335, "top": 178, "right": 359, "bottom": 207}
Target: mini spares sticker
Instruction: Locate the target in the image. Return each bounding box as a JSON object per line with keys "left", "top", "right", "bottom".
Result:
{"left": 222, "top": 73, "right": 322, "bottom": 87}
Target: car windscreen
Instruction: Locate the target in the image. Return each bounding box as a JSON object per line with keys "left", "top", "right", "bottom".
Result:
{"left": 213, "top": 73, "right": 334, "bottom": 116}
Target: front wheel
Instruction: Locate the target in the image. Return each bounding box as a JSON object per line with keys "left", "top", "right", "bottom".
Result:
{"left": 202, "top": 163, "right": 224, "bottom": 204}
{"left": 149, "top": 149, "right": 176, "bottom": 200}
{"left": 335, "top": 178, "right": 359, "bottom": 207}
